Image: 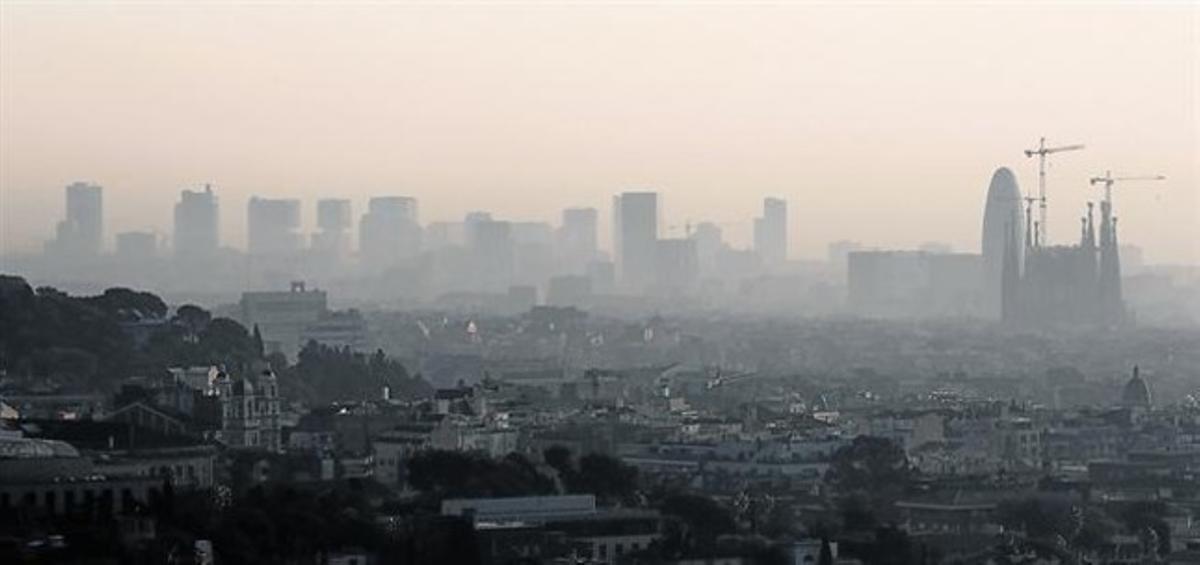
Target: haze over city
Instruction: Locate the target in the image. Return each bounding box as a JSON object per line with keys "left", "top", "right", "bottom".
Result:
{"left": 2, "top": 2, "right": 1197, "bottom": 262}
{"left": 3, "top": 4, "right": 1200, "bottom": 564}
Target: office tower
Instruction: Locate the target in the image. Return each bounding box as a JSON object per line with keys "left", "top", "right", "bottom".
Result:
{"left": 247, "top": 197, "right": 302, "bottom": 256}
{"left": 558, "top": 207, "right": 598, "bottom": 273}
{"left": 753, "top": 197, "right": 787, "bottom": 267}
{"left": 312, "top": 199, "right": 352, "bottom": 259}
{"left": 49, "top": 182, "right": 103, "bottom": 257}
{"left": 115, "top": 231, "right": 158, "bottom": 261}
{"left": 613, "top": 192, "right": 659, "bottom": 290}
{"left": 359, "top": 196, "right": 420, "bottom": 268}
{"left": 174, "top": 185, "right": 219, "bottom": 258}
{"left": 471, "top": 219, "right": 514, "bottom": 291}
{"left": 981, "top": 167, "right": 1023, "bottom": 319}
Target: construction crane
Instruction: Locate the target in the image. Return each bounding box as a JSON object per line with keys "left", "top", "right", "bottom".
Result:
{"left": 1024, "top": 137, "right": 1085, "bottom": 246}
{"left": 1088, "top": 171, "right": 1166, "bottom": 209}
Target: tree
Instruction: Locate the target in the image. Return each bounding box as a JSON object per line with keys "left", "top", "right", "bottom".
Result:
{"left": 87, "top": 287, "right": 168, "bottom": 321}
{"left": 199, "top": 318, "right": 260, "bottom": 370}
{"left": 658, "top": 492, "right": 736, "bottom": 556}
{"left": 406, "top": 450, "right": 554, "bottom": 499}
{"left": 173, "top": 304, "right": 211, "bottom": 336}
{"left": 818, "top": 538, "right": 833, "bottom": 565}
{"left": 826, "top": 436, "right": 912, "bottom": 497}
{"left": 285, "top": 341, "right": 430, "bottom": 404}
{"left": 543, "top": 445, "right": 572, "bottom": 475}
{"left": 574, "top": 453, "right": 638, "bottom": 504}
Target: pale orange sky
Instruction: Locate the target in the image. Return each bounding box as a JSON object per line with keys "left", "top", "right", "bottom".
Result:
{"left": 1, "top": 1, "right": 1197, "bottom": 263}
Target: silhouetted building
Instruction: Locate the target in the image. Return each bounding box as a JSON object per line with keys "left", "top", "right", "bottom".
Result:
{"left": 613, "top": 192, "right": 658, "bottom": 290}
{"left": 471, "top": 219, "right": 515, "bottom": 291}
{"left": 753, "top": 197, "right": 787, "bottom": 267}
{"left": 239, "top": 281, "right": 328, "bottom": 359}
{"left": 1001, "top": 199, "right": 1126, "bottom": 327}
{"left": 558, "top": 207, "right": 599, "bottom": 274}
{"left": 247, "top": 197, "right": 302, "bottom": 256}
{"left": 48, "top": 181, "right": 103, "bottom": 258}
{"left": 173, "top": 185, "right": 219, "bottom": 258}
{"left": 360, "top": 196, "right": 420, "bottom": 268}
{"left": 981, "top": 167, "right": 1023, "bottom": 318}
{"left": 312, "top": 198, "right": 352, "bottom": 262}
{"left": 1120, "top": 366, "right": 1151, "bottom": 409}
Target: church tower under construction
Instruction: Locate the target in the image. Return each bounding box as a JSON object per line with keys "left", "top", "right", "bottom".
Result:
{"left": 1000, "top": 197, "right": 1127, "bottom": 328}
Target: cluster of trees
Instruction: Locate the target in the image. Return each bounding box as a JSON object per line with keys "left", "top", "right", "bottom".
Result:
{"left": 403, "top": 447, "right": 642, "bottom": 505}
{"left": 406, "top": 450, "right": 556, "bottom": 499}
{"left": 0, "top": 276, "right": 430, "bottom": 404}
{"left": 543, "top": 445, "right": 640, "bottom": 505}
{"left": 996, "top": 497, "right": 1171, "bottom": 557}
{"left": 0, "top": 276, "right": 205, "bottom": 387}
{"left": 284, "top": 341, "right": 432, "bottom": 405}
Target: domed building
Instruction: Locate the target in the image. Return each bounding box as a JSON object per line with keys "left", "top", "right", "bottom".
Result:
{"left": 1120, "top": 366, "right": 1152, "bottom": 409}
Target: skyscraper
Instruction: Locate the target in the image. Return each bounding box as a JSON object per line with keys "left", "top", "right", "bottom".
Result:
{"left": 753, "top": 197, "right": 788, "bottom": 267}
{"left": 173, "top": 185, "right": 219, "bottom": 258}
{"left": 359, "top": 196, "right": 421, "bottom": 269}
{"left": 49, "top": 181, "right": 103, "bottom": 257}
{"left": 247, "top": 197, "right": 302, "bottom": 256}
{"left": 558, "top": 207, "right": 598, "bottom": 273}
{"left": 613, "top": 191, "right": 658, "bottom": 290}
{"left": 312, "top": 199, "right": 352, "bottom": 260}
{"left": 981, "top": 167, "right": 1023, "bottom": 319}
{"left": 470, "top": 219, "right": 514, "bottom": 291}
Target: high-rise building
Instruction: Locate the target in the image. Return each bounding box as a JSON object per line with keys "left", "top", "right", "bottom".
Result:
{"left": 981, "top": 168, "right": 1023, "bottom": 319}
{"left": 753, "top": 197, "right": 787, "bottom": 266}
{"left": 359, "top": 196, "right": 420, "bottom": 268}
{"left": 471, "top": 219, "right": 514, "bottom": 291}
{"left": 312, "top": 199, "right": 352, "bottom": 259}
{"left": 613, "top": 192, "right": 658, "bottom": 290}
{"left": 558, "top": 207, "right": 598, "bottom": 273}
{"left": 49, "top": 182, "right": 103, "bottom": 257}
{"left": 174, "top": 185, "right": 219, "bottom": 258}
{"left": 247, "top": 197, "right": 302, "bottom": 256}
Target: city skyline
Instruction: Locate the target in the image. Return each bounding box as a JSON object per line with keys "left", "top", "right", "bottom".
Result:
{"left": 1, "top": 3, "right": 1196, "bottom": 263}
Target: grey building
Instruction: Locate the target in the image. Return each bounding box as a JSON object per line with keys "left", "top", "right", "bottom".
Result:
{"left": 247, "top": 197, "right": 302, "bottom": 256}
{"left": 49, "top": 181, "right": 103, "bottom": 257}
{"left": 613, "top": 192, "right": 658, "bottom": 290}
{"left": 753, "top": 197, "right": 787, "bottom": 267}
{"left": 173, "top": 185, "right": 219, "bottom": 258}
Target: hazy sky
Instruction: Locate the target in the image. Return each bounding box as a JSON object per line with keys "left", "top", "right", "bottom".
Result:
{"left": 1, "top": 1, "right": 1197, "bottom": 263}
